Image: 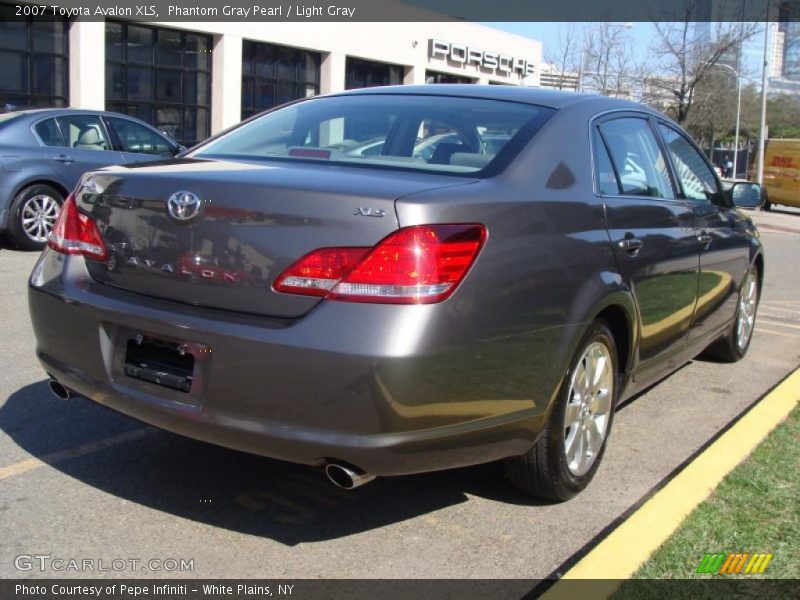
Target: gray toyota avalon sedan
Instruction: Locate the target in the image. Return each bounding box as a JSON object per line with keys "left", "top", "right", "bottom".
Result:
{"left": 28, "top": 86, "right": 763, "bottom": 500}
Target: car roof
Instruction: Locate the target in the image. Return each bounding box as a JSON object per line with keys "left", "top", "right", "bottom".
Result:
{"left": 334, "top": 84, "right": 651, "bottom": 112}
{"left": 3, "top": 107, "right": 142, "bottom": 121}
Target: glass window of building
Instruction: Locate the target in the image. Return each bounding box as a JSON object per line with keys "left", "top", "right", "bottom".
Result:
{"left": 345, "top": 58, "right": 403, "bottom": 90}
{"left": 0, "top": 5, "right": 68, "bottom": 109}
{"left": 241, "top": 41, "right": 320, "bottom": 120}
{"left": 105, "top": 22, "right": 211, "bottom": 146}
{"left": 425, "top": 71, "right": 474, "bottom": 84}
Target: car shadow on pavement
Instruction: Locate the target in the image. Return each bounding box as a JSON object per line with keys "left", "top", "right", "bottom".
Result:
{"left": 0, "top": 233, "right": 16, "bottom": 250}
{"left": 1, "top": 380, "right": 552, "bottom": 546}
{"left": 0, "top": 233, "right": 39, "bottom": 251}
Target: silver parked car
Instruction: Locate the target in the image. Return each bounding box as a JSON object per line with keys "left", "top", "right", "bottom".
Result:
{"left": 29, "top": 86, "right": 764, "bottom": 500}
{"left": 0, "top": 108, "right": 184, "bottom": 249}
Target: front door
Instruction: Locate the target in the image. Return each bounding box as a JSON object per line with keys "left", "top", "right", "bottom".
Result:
{"left": 657, "top": 122, "right": 752, "bottom": 342}
{"left": 594, "top": 116, "right": 700, "bottom": 376}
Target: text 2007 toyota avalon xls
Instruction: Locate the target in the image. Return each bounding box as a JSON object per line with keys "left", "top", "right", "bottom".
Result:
{"left": 29, "top": 86, "right": 763, "bottom": 500}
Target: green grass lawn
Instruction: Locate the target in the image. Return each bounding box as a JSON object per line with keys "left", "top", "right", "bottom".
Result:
{"left": 608, "top": 406, "right": 799, "bottom": 599}
{"left": 628, "top": 405, "right": 799, "bottom": 581}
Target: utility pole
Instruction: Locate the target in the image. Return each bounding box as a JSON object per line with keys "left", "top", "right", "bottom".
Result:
{"left": 713, "top": 63, "right": 742, "bottom": 179}
{"left": 756, "top": 8, "right": 772, "bottom": 185}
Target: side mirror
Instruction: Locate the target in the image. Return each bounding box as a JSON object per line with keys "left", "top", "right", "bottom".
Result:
{"left": 730, "top": 182, "right": 763, "bottom": 209}
{"left": 174, "top": 144, "right": 187, "bottom": 156}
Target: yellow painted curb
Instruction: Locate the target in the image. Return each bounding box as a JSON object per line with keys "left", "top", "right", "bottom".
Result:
{"left": 541, "top": 367, "right": 800, "bottom": 598}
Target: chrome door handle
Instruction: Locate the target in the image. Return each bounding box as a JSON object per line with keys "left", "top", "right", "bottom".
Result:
{"left": 618, "top": 238, "right": 643, "bottom": 253}
{"left": 53, "top": 154, "right": 74, "bottom": 164}
{"left": 697, "top": 233, "right": 713, "bottom": 247}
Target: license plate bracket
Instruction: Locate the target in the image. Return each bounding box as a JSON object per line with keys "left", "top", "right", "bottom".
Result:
{"left": 123, "top": 335, "right": 195, "bottom": 393}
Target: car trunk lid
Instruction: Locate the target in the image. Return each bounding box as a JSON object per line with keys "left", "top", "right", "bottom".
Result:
{"left": 79, "top": 158, "right": 474, "bottom": 318}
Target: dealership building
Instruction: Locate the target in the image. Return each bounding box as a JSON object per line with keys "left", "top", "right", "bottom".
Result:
{"left": 0, "top": 5, "right": 542, "bottom": 145}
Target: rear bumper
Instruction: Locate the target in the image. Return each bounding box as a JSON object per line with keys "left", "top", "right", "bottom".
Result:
{"left": 28, "top": 250, "right": 573, "bottom": 476}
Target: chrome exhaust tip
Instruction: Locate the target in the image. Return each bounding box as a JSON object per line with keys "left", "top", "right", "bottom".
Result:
{"left": 48, "top": 379, "right": 73, "bottom": 400}
{"left": 324, "top": 463, "right": 376, "bottom": 490}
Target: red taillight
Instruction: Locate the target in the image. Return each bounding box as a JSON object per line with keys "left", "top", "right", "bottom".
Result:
{"left": 272, "top": 247, "right": 371, "bottom": 297}
{"left": 273, "top": 224, "right": 486, "bottom": 304}
{"left": 47, "top": 194, "right": 108, "bottom": 262}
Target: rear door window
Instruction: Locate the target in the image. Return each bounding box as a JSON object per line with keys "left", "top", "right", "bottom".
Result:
{"left": 599, "top": 118, "right": 675, "bottom": 199}
{"left": 593, "top": 128, "right": 621, "bottom": 195}
{"left": 57, "top": 115, "right": 112, "bottom": 152}
{"left": 35, "top": 118, "right": 66, "bottom": 147}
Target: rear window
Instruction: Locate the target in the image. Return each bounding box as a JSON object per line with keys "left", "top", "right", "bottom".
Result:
{"left": 192, "top": 95, "right": 553, "bottom": 174}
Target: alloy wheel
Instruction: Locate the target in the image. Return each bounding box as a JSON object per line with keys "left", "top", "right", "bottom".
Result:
{"left": 564, "top": 341, "right": 614, "bottom": 476}
{"left": 736, "top": 271, "right": 758, "bottom": 352}
{"left": 21, "top": 194, "right": 60, "bottom": 243}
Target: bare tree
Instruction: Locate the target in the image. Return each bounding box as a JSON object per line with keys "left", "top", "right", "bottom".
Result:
{"left": 648, "top": 0, "right": 759, "bottom": 123}
{"left": 543, "top": 24, "right": 582, "bottom": 90}
{"left": 581, "top": 23, "right": 639, "bottom": 96}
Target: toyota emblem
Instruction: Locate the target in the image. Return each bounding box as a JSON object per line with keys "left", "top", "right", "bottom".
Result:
{"left": 167, "top": 191, "right": 202, "bottom": 221}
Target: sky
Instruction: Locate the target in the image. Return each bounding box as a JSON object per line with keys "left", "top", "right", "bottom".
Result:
{"left": 485, "top": 22, "right": 769, "bottom": 87}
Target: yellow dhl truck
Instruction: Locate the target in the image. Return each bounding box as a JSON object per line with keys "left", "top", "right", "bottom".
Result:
{"left": 756, "top": 139, "right": 800, "bottom": 210}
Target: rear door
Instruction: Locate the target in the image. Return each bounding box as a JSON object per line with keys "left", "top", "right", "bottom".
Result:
{"left": 43, "top": 114, "right": 126, "bottom": 188}
{"left": 594, "top": 114, "right": 700, "bottom": 377}
{"left": 104, "top": 116, "right": 178, "bottom": 164}
{"left": 656, "top": 122, "right": 752, "bottom": 342}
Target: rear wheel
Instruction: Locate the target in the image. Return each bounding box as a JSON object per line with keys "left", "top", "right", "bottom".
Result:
{"left": 8, "top": 184, "right": 64, "bottom": 250}
{"left": 703, "top": 266, "right": 759, "bottom": 362}
{"left": 504, "top": 321, "right": 618, "bottom": 501}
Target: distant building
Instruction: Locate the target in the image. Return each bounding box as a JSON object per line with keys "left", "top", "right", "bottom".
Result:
{"left": 782, "top": 24, "right": 800, "bottom": 81}
{"left": 769, "top": 1, "right": 800, "bottom": 95}
{"left": 0, "top": 1, "right": 543, "bottom": 145}
{"left": 641, "top": 76, "right": 680, "bottom": 110}
{"left": 539, "top": 64, "right": 580, "bottom": 91}
{"left": 771, "top": 29, "right": 785, "bottom": 78}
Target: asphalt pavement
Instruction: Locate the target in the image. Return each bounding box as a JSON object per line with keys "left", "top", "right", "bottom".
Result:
{"left": 0, "top": 207, "right": 798, "bottom": 580}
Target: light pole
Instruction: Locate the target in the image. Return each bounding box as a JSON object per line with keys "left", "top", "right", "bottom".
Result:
{"left": 712, "top": 63, "right": 742, "bottom": 178}
{"left": 756, "top": 17, "right": 772, "bottom": 185}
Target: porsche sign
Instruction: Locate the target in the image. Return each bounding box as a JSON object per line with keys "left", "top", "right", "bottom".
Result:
{"left": 429, "top": 39, "right": 536, "bottom": 77}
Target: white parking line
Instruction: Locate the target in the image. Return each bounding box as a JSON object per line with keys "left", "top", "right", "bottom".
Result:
{"left": 759, "top": 305, "right": 800, "bottom": 314}
{"left": 755, "top": 327, "right": 800, "bottom": 338}
{"left": 759, "top": 315, "right": 800, "bottom": 324}
{"left": 0, "top": 427, "right": 156, "bottom": 482}
{"left": 757, "top": 318, "right": 800, "bottom": 331}
{"left": 758, "top": 308, "right": 800, "bottom": 322}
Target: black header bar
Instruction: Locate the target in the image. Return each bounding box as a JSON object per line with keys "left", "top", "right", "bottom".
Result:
{"left": 1, "top": 0, "right": 790, "bottom": 22}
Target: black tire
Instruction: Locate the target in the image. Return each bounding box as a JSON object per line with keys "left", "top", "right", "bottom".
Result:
{"left": 761, "top": 188, "right": 771, "bottom": 211}
{"left": 703, "top": 265, "right": 760, "bottom": 363}
{"left": 8, "top": 183, "right": 64, "bottom": 250}
{"left": 504, "top": 321, "right": 618, "bottom": 501}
